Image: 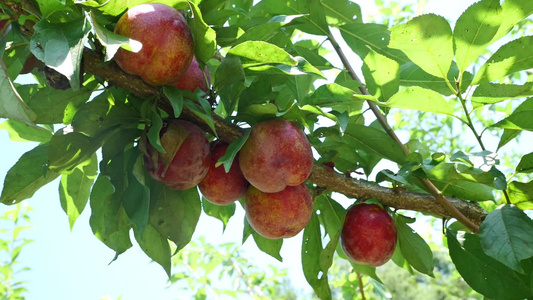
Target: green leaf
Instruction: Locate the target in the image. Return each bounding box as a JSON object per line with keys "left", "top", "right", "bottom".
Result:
{"left": 385, "top": 86, "right": 455, "bottom": 116}
{"left": 391, "top": 242, "right": 414, "bottom": 274}
{"left": 59, "top": 154, "right": 98, "bottom": 230}
{"left": 89, "top": 11, "right": 142, "bottom": 61}
{"left": 314, "top": 194, "right": 345, "bottom": 239}
{"left": 447, "top": 229, "right": 532, "bottom": 300}
{"left": 399, "top": 61, "right": 472, "bottom": 96}
{"left": 395, "top": 214, "right": 434, "bottom": 276}
{"left": 122, "top": 152, "right": 150, "bottom": 236}
{"left": 36, "top": 0, "right": 73, "bottom": 19}
{"left": 0, "top": 60, "right": 37, "bottom": 127}
{"left": 322, "top": 0, "right": 361, "bottom": 27}
{"left": 496, "top": 98, "right": 533, "bottom": 148}
{"left": 163, "top": 86, "right": 184, "bottom": 118}
{"left": 2, "top": 25, "right": 33, "bottom": 79}
{"left": 214, "top": 26, "right": 244, "bottom": 47}
{"left": 479, "top": 205, "right": 533, "bottom": 273}
{"left": 389, "top": 14, "right": 453, "bottom": 79}
{"left": 77, "top": 0, "right": 127, "bottom": 16}
{"left": 0, "top": 143, "right": 60, "bottom": 205}
{"left": 215, "top": 128, "right": 250, "bottom": 172}
{"left": 362, "top": 49, "right": 400, "bottom": 102}
{"left": 215, "top": 56, "right": 245, "bottom": 88}
{"left": 425, "top": 162, "right": 495, "bottom": 202}
{"left": 184, "top": 99, "right": 217, "bottom": 135}
{"left": 134, "top": 223, "right": 172, "bottom": 277}
{"left": 490, "top": 166, "right": 507, "bottom": 191}
{"left": 303, "top": 83, "right": 365, "bottom": 116}
{"left": 340, "top": 22, "right": 408, "bottom": 63}
{"left": 48, "top": 129, "right": 113, "bottom": 172}
{"left": 252, "top": 0, "right": 328, "bottom": 35}
{"left": 492, "top": 112, "right": 533, "bottom": 131}
{"left": 23, "top": 84, "right": 95, "bottom": 124}
{"left": 302, "top": 211, "right": 332, "bottom": 299}
{"left": 0, "top": 144, "right": 54, "bottom": 205}
{"left": 507, "top": 181, "right": 533, "bottom": 210}
{"left": 491, "top": 0, "right": 533, "bottom": 48}
{"left": 188, "top": 1, "right": 217, "bottom": 64}
{"left": 127, "top": 0, "right": 188, "bottom": 9}
{"left": 293, "top": 42, "right": 334, "bottom": 71}
{"left": 31, "top": 17, "right": 91, "bottom": 90}
{"left": 228, "top": 41, "right": 297, "bottom": 68}
{"left": 343, "top": 124, "right": 406, "bottom": 164}
{"left": 147, "top": 109, "right": 165, "bottom": 154}
{"left": 232, "top": 21, "right": 285, "bottom": 46}
{"left": 0, "top": 120, "right": 52, "bottom": 143}
{"left": 472, "top": 82, "right": 533, "bottom": 107}
{"left": 70, "top": 92, "right": 110, "bottom": 135}
{"left": 517, "top": 152, "right": 533, "bottom": 173}
{"left": 453, "top": 0, "right": 503, "bottom": 74}
{"left": 202, "top": 199, "right": 236, "bottom": 232}
{"left": 497, "top": 129, "right": 520, "bottom": 150}
{"left": 246, "top": 57, "right": 323, "bottom": 78}
{"left": 473, "top": 36, "right": 533, "bottom": 85}
{"left": 243, "top": 218, "right": 283, "bottom": 261}
{"left": 308, "top": 0, "right": 329, "bottom": 35}
{"left": 89, "top": 175, "right": 133, "bottom": 257}
{"left": 149, "top": 183, "right": 201, "bottom": 252}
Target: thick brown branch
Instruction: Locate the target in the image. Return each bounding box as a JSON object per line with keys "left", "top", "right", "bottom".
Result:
{"left": 82, "top": 48, "right": 487, "bottom": 226}
{"left": 309, "top": 165, "right": 485, "bottom": 225}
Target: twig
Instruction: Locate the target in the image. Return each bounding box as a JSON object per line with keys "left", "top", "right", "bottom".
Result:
{"left": 326, "top": 31, "right": 408, "bottom": 154}
{"left": 357, "top": 272, "right": 366, "bottom": 300}
{"left": 231, "top": 259, "right": 263, "bottom": 299}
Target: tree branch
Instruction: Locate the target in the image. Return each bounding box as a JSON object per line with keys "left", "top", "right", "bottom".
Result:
{"left": 326, "top": 30, "right": 481, "bottom": 232}
{"left": 5, "top": 0, "right": 487, "bottom": 229}
{"left": 82, "top": 48, "right": 487, "bottom": 226}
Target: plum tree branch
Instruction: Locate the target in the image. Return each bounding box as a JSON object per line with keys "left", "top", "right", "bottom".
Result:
{"left": 5, "top": 0, "right": 487, "bottom": 229}
{"left": 82, "top": 48, "right": 487, "bottom": 226}
{"left": 326, "top": 30, "right": 481, "bottom": 232}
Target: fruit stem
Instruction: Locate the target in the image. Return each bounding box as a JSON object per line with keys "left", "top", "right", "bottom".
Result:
{"left": 326, "top": 29, "right": 481, "bottom": 233}
{"left": 357, "top": 272, "right": 366, "bottom": 300}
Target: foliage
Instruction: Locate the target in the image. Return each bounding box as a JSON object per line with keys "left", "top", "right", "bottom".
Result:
{"left": 170, "top": 232, "right": 481, "bottom": 300}
{"left": 170, "top": 237, "right": 299, "bottom": 299}
{"left": 1, "top": 0, "right": 533, "bottom": 299}
{"left": 0, "top": 204, "right": 32, "bottom": 300}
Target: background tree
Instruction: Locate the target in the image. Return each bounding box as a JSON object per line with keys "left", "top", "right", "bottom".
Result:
{"left": 1, "top": 0, "right": 533, "bottom": 299}
{"left": 0, "top": 204, "right": 32, "bottom": 300}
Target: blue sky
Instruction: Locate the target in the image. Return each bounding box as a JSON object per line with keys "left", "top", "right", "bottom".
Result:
{"left": 0, "top": 0, "right": 517, "bottom": 299}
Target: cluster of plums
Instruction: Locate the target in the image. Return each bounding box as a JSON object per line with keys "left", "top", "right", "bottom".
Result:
{"left": 115, "top": 3, "right": 398, "bottom": 267}
{"left": 143, "top": 118, "right": 315, "bottom": 240}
